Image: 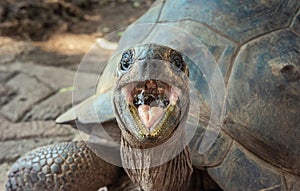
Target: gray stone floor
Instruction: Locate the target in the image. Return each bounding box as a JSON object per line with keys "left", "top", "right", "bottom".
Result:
{"left": 0, "top": 36, "right": 102, "bottom": 190}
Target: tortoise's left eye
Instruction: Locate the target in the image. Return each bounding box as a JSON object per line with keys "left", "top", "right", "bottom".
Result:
{"left": 120, "top": 49, "right": 134, "bottom": 71}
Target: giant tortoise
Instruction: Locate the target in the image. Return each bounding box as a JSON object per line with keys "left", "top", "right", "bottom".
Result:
{"left": 6, "top": 0, "right": 300, "bottom": 190}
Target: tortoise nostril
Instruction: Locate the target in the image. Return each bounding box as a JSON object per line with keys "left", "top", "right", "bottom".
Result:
{"left": 280, "top": 64, "right": 300, "bottom": 82}
{"left": 281, "top": 65, "right": 294, "bottom": 72}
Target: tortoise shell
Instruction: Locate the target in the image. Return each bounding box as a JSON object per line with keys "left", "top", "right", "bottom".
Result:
{"left": 57, "top": 0, "right": 300, "bottom": 190}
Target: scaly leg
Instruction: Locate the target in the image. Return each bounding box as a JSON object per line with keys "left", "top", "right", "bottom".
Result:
{"left": 5, "top": 141, "right": 120, "bottom": 191}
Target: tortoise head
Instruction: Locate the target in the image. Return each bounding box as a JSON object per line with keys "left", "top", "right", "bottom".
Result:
{"left": 113, "top": 44, "right": 190, "bottom": 146}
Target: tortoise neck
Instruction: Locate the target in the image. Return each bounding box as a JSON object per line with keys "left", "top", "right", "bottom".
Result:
{"left": 120, "top": 136, "right": 193, "bottom": 191}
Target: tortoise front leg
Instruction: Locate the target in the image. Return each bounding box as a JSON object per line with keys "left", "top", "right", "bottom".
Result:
{"left": 5, "top": 141, "right": 120, "bottom": 191}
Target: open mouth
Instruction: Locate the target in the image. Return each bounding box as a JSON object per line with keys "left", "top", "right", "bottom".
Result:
{"left": 122, "top": 80, "right": 181, "bottom": 134}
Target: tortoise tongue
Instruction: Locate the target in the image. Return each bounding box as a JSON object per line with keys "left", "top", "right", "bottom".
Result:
{"left": 138, "top": 105, "right": 164, "bottom": 130}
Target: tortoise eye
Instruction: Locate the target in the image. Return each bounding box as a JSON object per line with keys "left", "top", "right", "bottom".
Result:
{"left": 170, "top": 50, "right": 185, "bottom": 72}
{"left": 120, "top": 49, "right": 134, "bottom": 71}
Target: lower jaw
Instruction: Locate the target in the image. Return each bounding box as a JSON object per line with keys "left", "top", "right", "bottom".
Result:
{"left": 128, "top": 103, "right": 180, "bottom": 145}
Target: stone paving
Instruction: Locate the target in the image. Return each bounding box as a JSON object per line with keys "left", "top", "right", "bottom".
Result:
{"left": 0, "top": 36, "right": 104, "bottom": 190}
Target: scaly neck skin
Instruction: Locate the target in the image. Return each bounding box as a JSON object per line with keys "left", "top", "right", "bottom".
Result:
{"left": 120, "top": 130, "right": 193, "bottom": 191}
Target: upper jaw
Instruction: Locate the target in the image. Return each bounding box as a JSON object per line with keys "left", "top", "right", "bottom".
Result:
{"left": 122, "top": 79, "right": 181, "bottom": 107}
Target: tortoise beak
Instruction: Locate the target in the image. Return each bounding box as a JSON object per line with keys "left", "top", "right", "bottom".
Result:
{"left": 122, "top": 79, "right": 182, "bottom": 136}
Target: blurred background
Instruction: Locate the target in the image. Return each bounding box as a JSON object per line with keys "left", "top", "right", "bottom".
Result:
{"left": 0, "top": 0, "right": 154, "bottom": 189}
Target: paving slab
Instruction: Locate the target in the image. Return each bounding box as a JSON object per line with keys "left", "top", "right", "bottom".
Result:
{"left": 0, "top": 62, "right": 99, "bottom": 91}
{"left": 0, "top": 38, "right": 34, "bottom": 65}
{"left": 23, "top": 91, "right": 73, "bottom": 121}
{"left": 0, "top": 83, "right": 15, "bottom": 106}
{"left": 0, "top": 163, "right": 10, "bottom": 191}
{"left": 0, "top": 70, "right": 16, "bottom": 82}
{"left": 0, "top": 115, "right": 9, "bottom": 129}
{"left": 0, "top": 120, "right": 76, "bottom": 142}
{"left": 0, "top": 73, "right": 53, "bottom": 122}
